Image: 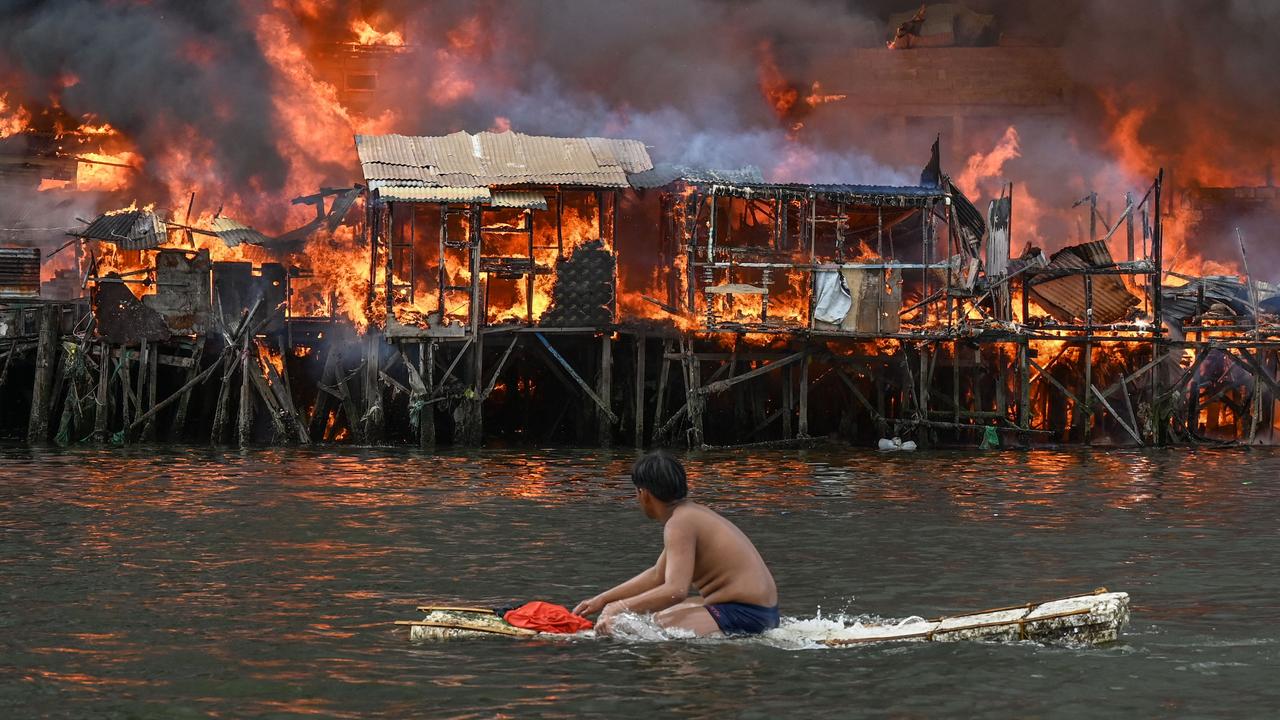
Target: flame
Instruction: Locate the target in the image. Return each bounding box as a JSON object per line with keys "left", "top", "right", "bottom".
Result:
{"left": 350, "top": 19, "right": 404, "bottom": 46}
{"left": 0, "top": 93, "right": 31, "bottom": 138}
{"left": 755, "top": 40, "right": 844, "bottom": 134}
{"left": 956, "top": 126, "right": 1021, "bottom": 202}
{"left": 76, "top": 151, "right": 139, "bottom": 192}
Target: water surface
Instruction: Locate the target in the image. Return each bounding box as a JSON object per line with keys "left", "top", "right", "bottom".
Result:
{"left": 2, "top": 445, "right": 1277, "bottom": 717}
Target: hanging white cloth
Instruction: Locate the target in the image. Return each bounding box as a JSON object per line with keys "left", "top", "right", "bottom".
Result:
{"left": 813, "top": 269, "right": 851, "bottom": 324}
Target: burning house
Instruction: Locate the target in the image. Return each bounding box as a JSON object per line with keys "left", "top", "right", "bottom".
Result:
{"left": 0, "top": 2, "right": 1277, "bottom": 450}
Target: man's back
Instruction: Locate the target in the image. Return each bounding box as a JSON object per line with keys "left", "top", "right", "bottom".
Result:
{"left": 672, "top": 502, "right": 777, "bottom": 607}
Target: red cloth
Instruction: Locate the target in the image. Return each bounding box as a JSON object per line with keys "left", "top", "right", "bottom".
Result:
{"left": 503, "top": 601, "right": 594, "bottom": 634}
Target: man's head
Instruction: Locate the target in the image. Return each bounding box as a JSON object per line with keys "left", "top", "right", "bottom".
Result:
{"left": 631, "top": 451, "right": 687, "bottom": 518}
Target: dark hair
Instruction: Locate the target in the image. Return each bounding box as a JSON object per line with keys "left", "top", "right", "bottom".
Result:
{"left": 631, "top": 451, "right": 688, "bottom": 502}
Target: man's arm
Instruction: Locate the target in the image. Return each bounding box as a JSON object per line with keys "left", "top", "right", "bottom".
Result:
{"left": 573, "top": 551, "right": 667, "bottom": 616}
{"left": 601, "top": 520, "right": 695, "bottom": 616}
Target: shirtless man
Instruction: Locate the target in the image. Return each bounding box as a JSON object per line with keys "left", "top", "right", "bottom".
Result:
{"left": 573, "top": 452, "right": 778, "bottom": 636}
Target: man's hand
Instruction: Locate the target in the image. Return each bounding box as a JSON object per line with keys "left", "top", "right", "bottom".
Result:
{"left": 573, "top": 595, "right": 604, "bottom": 617}
{"left": 595, "top": 601, "right": 624, "bottom": 635}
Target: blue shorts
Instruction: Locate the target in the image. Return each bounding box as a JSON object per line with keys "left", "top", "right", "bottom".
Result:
{"left": 705, "top": 602, "right": 780, "bottom": 636}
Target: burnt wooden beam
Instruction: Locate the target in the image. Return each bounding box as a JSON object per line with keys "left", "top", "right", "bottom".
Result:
{"left": 534, "top": 332, "right": 618, "bottom": 424}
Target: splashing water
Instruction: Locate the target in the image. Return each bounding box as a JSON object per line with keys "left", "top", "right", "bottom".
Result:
{"left": 596, "top": 610, "right": 935, "bottom": 650}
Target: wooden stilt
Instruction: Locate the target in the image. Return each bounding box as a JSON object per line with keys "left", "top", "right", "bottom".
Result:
{"left": 1018, "top": 337, "right": 1031, "bottom": 436}
{"left": 364, "top": 333, "right": 384, "bottom": 444}
{"left": 172, "top": 336, "right": 205, "bottom": 440}
{"left": 237, "top": 332, "right": 253, "bottom": 448}
{"left": 308, "top": 344, "right": 339, "bottom": 441}
{"left": 651, "top": 339, "right": 672, "bottom": 445}
{"left": 142, "top": 341, "right": 159, "bottom": 441}
{"left": 94, "top": 341, "right": 111, "bottom": 443}
{"left": 420, "top": 341, "right": 436, "bottom": 448}
{"left": 781, "top": 366, "right": 793, "bottom": 439}
{"left": 211, "top": 347, "right": 236, "bottom": 444}
{"left": 133, "top": 339, "right": 149, "bottom": 435}
{"left": 598, "top": 333, "right": 613, "bottom": 447}
{"left": 27, "top": 305, "right": 59, "bottom": 445}
{"left": 119, "top": 347, "right": 135, "bottom": 431}
{"left": 798, "top": 347, "right": 810, "bottom": 438}
{"left": 682, "top": 340, "right": 705, "bottom": 448}
{"left": 633, "top": 334, "right": 646, "bottom": 448}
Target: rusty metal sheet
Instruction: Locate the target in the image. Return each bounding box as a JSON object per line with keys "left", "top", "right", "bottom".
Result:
{"left": 210, "top": 216, "right": 271, "bottom": 248}
{"left": 75, "top": 209, "right": 167, "bottom": 249}
{"left": 141, "top": 248, "right": 211, "bottom": 336}
{"left": 93, "top": 278, "right": 172, "bottom": 344}
{"left": 1030, "top": 243, "right": 1138, "bottom": 324}
{"left": 0, "top": 247, "right": 41, "bottom": 298}
{"left": 212, "top": 261, "right": 286, "bottom": 335}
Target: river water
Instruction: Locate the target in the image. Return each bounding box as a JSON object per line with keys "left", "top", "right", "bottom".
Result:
{"left": 1, "top": 445, "right": 1277, "bottom": 718}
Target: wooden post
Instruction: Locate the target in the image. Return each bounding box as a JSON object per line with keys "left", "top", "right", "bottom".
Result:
{"left": 598, "top": 333, "right": 613, "bottom": 447}
{"left": 1018, "top": 337, "right": 1031, "bottom": 437}
{"left": 364, "top": 332, "right": 384, "bottom": 443}
{"left": 172, "top": 336, "right": 205, "bottom": 440}
{"left": 237, "top": 332, "right": 253, "bottom": 448}
{"left": 781, "top": 365, "right": 794, "bottom": 439}
{"left": 1125, "top": 191, "right": 1135, "bottom": 262}
{"left": 420, "top": 341, "right": 436, "bottom": 448}
{"left": 94, "top": 341, "right": 111, "bottom": 443}
{"left": 1151, "top": 171, "right": 1165, "bottom": 444}
{"left": 211, "top": 349, "right": 236, "bottom": 444}
{"left": 681, "top": 339, "right": 705, "bottom": 448}
{"left": 633, "top": 333, "right": 646, "bottom": 448}
{"left": 798, "top": 347, "right": 810, "bottom": 438}
{"left": 1083, "top": 274, "right": 1094, "bottom": 443}
{"left": 133, "top": 339, "right": 149, "bottom": 436}
{"left": 119, "top": 347, "right": 134, "bottom": 430}
{"left": 308, "top": 344, "right": 339, "bottom": 441}
{"left": 142, "top": 341, "right": 159, "bottom": 441}
{"left": 652, "top": 339, "right": 672, "bottom": 445}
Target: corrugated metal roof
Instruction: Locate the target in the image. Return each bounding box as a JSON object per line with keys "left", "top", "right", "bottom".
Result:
{"left": 376, "top": 185, "right": 492, "bottom": 203}
{"left": 0, "top": 247, "right": 40, "bottom": 298}
{"left": 210, "top": 216, "right": 270, "bottom": 248}
{"left": 354, "top": 130, "right": 654, "bottom": 192}
{"left": 75, "top": 209, "right": 168, "bottom": 249}
{"left": 490, "top": 191, "right": 549, "bottom": 210}
{"left": 628, "top": 164, "right": 766, "bottom": 188}
{"left": 1030, "top": 243, "right": 1139, "bottom": 324}
{"left": 699, "top": 180, "right": 944, "bottom": 206}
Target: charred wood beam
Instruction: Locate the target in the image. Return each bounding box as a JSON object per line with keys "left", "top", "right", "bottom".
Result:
{"left": 481, "top": 335, "right": 520, "bottom": 402}
{"left": 534, "top": 333, "right": 618, "bottom": 425}
{"left": 1089, "top": 383, "right": 1142, "bottom": 445}
{"left": 696, "top": 351, "right": 804, "bottom": 397}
